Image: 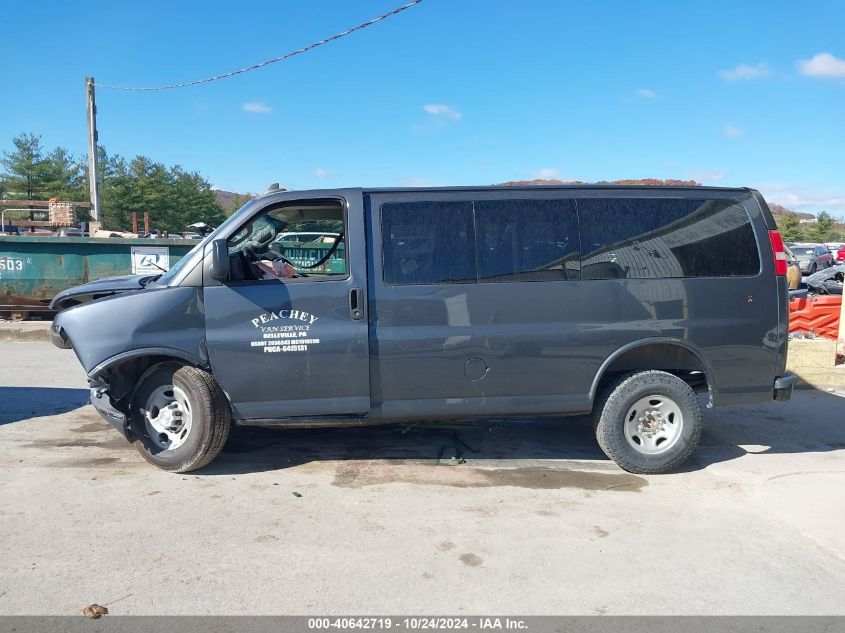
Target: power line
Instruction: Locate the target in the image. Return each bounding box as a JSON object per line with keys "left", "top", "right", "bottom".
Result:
{"left": 97, "top": 0, "right": 423, "bottom": 92}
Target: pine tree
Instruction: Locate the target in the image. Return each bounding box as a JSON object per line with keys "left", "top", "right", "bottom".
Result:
{"left": 0, "top": 133, "right": 49, "bottom": 199}
{"left": 777, "top": 212, "right": 803, "bottom": 242}
{"left": 41, "top": 147, "right": 86, "bottom": 199}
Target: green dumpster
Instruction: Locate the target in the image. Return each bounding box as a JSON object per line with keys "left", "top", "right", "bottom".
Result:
{"left": 0, "top": 236, "right": 194, "bottom": 317}
{"left": 278, "top": 240, "right": 346, "bottom": 275}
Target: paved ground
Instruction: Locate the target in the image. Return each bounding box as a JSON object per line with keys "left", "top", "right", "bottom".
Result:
{"left": 1, "top": 342, "right": 844, "bottom": 615}
{"left": 0, "top": 318, "right": 52, "bottom": 343}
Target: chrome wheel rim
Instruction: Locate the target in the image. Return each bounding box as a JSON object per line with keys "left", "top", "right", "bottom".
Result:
{"left": 142, "top": 385, "right": 193, "bottom": 451}
{"left": 623, "top": 394, "right": 683, "bottom": 455}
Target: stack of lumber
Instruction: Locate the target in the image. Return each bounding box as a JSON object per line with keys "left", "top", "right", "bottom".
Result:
{"left": 48, "top": 201, "right": 77, "bottom": 226}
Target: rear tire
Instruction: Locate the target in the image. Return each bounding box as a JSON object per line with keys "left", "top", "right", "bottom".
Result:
{"left": 594, "top": 370, "right": 703, "bottom": 474}
{"left": 129, "top": 362, "right": 230, "bottom": 473}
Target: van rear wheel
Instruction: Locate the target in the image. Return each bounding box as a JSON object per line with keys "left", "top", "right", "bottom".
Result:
{"left": 594, "top": 370, "right": 702, "bottom": 474}
{"left": 129, "top": 362, "right": 230, "bottom": 473}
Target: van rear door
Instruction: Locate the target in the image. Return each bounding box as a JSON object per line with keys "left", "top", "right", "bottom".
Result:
{"left": 202, "top": 189, "right": 370, "bottom": 420}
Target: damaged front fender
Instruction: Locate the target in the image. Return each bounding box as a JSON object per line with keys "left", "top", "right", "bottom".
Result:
{"left": 54, "top": 286, "right": 208, "bottom": 376}
{"left": 55, "top": 286, "right": 209, "bottom": 435}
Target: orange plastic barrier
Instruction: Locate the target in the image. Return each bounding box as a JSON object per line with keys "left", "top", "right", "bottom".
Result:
{"left": 789, "top": 294, "right": 842, "bottom": 339}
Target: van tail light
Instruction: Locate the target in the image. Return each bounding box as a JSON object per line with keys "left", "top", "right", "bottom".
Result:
{"left": 769, "top": 230, "right": 787, "bottom": 276}
{"left": 837, "top": 250, "right": 845, "bottom": 262}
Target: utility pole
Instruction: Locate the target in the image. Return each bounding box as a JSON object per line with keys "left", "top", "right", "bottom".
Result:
{"left": 85, "top": 76, "right": 101, "bottom": 221}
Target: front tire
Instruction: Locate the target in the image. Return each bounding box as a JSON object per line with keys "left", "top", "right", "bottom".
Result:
{"left": 594, "top": 371, "right": 703, "bottom": 474}
{"left": 130, "top": 362, "right": 230, "bottom": 473}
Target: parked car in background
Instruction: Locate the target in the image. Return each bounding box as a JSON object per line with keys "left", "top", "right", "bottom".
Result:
{"left": 274, "top": 231, "right": 340, "bottom": 244}
{"left": 53, "top": 227, "right": 84, "bottom": 237}
{"left": 181, "top": 232, "right": 203, "bottom": 240}
{"left": 143, "top": 230, "right": 181, "bottom": 239}
{"left": 787, "top": 242, "right": 833, "bottom": 274}
{"left": 825, "top": 242, "right": 844, "bottom": 261}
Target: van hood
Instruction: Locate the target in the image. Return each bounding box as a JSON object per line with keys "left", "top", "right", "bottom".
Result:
{"left": 49, "top": 274, "right": 159, "bottom": 311}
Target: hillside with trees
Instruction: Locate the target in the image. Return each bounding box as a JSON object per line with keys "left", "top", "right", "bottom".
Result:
{"left": 773, "top": 209, "right": 844, "bottom": 243}
{"left": 214, "top": 189, "right": 255, "bottom": 212}
{"left": 497, "top": 178, "right": 701, "bottom": 187}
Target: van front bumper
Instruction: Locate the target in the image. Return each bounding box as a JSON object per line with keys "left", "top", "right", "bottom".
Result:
{"left": 90, "top": 387, "right": 131, "bottom": 439}
{"left": 773, "top": 373, "right": 798, "bottom": 402}
{"left": 49, "top": 324, "right": 71, "bottom": 349}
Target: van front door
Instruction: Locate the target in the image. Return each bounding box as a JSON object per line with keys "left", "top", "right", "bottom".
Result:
{"left": 202, "top": 190, "right": 370, "bottom": 420}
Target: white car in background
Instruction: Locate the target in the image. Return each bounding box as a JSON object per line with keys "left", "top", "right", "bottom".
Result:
{"left": 274, "top": 231, "right": 340, "bottom": 244}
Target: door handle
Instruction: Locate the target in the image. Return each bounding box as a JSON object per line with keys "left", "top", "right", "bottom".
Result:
{"left": 349, "top": 287, "right": 364, "bottom": 320}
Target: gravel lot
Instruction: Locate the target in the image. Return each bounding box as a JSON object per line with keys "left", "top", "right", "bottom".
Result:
{"left": 1, "top": 341, "right": 844, "bottom": 615}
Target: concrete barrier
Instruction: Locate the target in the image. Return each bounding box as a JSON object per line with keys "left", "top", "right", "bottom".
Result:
{"left": 787, "top": 337, "right": 845, "bottom": 389}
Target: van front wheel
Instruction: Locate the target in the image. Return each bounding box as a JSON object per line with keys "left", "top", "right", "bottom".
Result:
{"left": 129, "top": 362, "right": 230, "bottom": 473}
{"left": 594, "top": 370, "right": 702, "bottom": 474}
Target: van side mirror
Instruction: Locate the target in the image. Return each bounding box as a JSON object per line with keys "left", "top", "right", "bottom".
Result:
{"left": 210, "top": 239, "right": 230, "bottom": 281}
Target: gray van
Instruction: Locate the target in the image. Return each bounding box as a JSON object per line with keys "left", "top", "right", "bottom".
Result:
{"left": 50, "top": 185, "right": 796, "bottom": 474}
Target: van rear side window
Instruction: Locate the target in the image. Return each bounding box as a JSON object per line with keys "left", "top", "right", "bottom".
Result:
{"left": 475, "top": 199, "right": 579, "bottom": 282}
{"left": 381, "top": 199, "right": 580, "bottom": 285}
{"left": 579, "top": 198, "right": 760, "bottom": 279}
{"left": 381, "top": 201, "right": 476, "bottom": 285}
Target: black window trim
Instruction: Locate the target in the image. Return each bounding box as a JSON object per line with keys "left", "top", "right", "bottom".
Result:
{"left": 224, "top": 195, "right": 351, "bottom": 286}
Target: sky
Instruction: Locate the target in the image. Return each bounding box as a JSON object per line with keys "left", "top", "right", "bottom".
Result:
{"left": 1, "top": 0, "right": 844, "bottom": 213}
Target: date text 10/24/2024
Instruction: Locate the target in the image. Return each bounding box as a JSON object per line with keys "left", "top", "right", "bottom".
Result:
{"left": 308, "top": 618, "right": 528, "bottom": 631}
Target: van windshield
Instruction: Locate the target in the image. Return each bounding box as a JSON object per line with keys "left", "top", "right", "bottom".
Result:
{"left": 155, "top": 238, "right": 206, "bottom": 285}
{"left": 158, "top": 198, "right": 259, "bottom": 285}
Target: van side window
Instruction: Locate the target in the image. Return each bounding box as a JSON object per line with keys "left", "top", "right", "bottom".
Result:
{"left": 226, "top": 199, "right": 347, "bottom": 282}
{"left": 381, "top": 201, "right": 476, "bottom": 285}
{"left": 579, "top": 198, "right": 760, "bottom": 279}
{"left": 475, "top": 199, "right": 579, "bottom": 282}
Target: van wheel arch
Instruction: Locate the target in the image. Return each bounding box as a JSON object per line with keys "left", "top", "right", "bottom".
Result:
{"left": 91, "top": 352, "right": 213, "bottom": 416}
{"left": 590, "top": 340, "right": 713, "bottom": 410}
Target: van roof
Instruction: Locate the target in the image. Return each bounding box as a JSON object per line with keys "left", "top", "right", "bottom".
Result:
{"left": 362, "top": 184, "right": 752, "bottom": 194}
{"left": 259, "top": 184, "right": 754, "bottom": 199}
